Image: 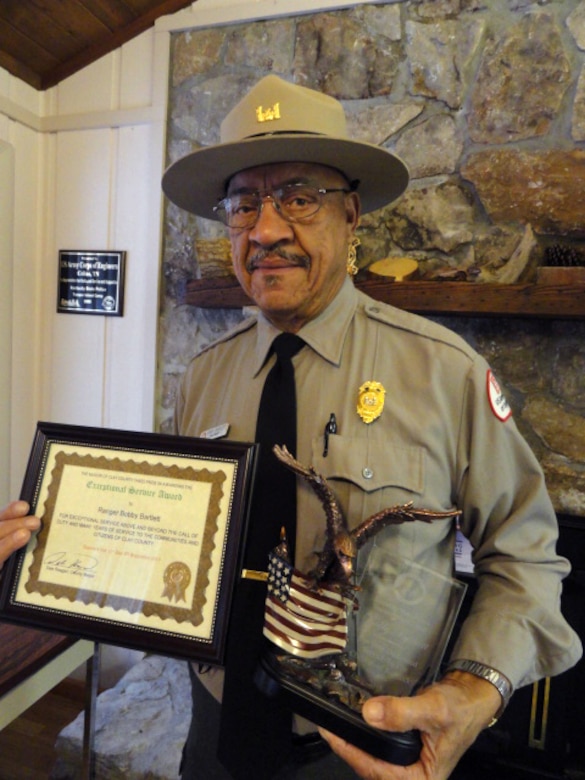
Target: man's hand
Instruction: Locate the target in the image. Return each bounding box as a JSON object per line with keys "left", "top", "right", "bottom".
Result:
{"left": 0, "top": 501, "right": 40, "bottom": 569}
{"left": 319, "top": 671, "right": 502, "bottom": 780}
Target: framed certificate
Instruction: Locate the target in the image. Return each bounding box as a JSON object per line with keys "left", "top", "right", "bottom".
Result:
{"left": 0, "top": 422, "right": 257, "bottom": 665}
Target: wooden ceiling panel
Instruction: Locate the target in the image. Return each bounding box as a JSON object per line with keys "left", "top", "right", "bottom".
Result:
{"left": 0, "top": 21, "right": 58, "bottom": 66}
{"left": 2, "top": 5, "right": 96, "bottom": 63}
{"left": 0, "top": 0, "right": 195, "bottom": 91}
{"left": 27, "top": 0, "right": 111, "bottom": 40}
{"left": 72, "top": 0, "right": 136, "bottom": 30}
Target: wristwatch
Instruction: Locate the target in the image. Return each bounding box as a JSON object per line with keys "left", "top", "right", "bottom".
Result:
{"left": 445, "top": 659, "right": 513, "bottom": 725}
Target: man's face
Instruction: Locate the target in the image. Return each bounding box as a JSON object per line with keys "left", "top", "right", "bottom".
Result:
{"left": 226, "top": 162, "right": 360, "bottom": 332}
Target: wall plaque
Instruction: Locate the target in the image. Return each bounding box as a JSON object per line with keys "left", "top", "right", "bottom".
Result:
{"left": 58, "top": 250, "right": 126, "bottom": 316}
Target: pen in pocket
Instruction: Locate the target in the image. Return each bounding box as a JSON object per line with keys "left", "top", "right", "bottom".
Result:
{"left": 323, "top": 413, "right": 338, "bottom": 457}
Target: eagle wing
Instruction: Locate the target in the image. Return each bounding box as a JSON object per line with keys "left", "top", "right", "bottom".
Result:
{"left": 353, "top": 502, "right": 462, "bottom": 549}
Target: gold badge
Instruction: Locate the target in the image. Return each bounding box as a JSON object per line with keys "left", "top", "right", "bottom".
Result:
{"left": 357, "top": 381, "right": 386, "bottom": 424}
{"left": 256, "top": 102, "right": 281, "bottom": 123}
{"left": 162, "top": 561, "right": 191, "bottom": 603}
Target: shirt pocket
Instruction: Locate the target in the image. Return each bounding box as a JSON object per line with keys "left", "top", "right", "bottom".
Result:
{"left": 312, "top": 434, "right": 425, "bottom": 495}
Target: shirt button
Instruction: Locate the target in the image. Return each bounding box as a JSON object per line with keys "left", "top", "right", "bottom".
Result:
{"left": 362, "top": 467, "right": 374, "bottom": 479}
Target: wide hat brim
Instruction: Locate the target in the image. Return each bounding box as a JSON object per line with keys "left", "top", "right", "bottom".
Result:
{"left": 162, "top": 133, "right": 409, "bottom": 221}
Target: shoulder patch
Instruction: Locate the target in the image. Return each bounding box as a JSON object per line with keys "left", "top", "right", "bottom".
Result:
{"left": 486, "top": 369, "right": 512, "bottom": 421}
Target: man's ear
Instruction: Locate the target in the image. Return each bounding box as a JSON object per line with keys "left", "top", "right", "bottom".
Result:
{"left": 345, "top": 191, "right": 361, "bottom": 233}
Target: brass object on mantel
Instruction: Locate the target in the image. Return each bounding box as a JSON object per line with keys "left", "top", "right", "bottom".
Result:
{"left": 367, "top": 257, "right": 419, "bottom": 281}
{"left": 180, "top": 276, "right": 585, "bottom": 319}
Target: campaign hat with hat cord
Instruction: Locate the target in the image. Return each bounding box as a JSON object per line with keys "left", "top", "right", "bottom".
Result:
{"left": 162, "top": 75, "right": 409, "bottom": 221}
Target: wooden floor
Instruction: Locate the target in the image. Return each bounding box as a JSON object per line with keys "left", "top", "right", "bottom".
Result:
{"left": 0, "top": 679, "right": 85, "bottom": 780}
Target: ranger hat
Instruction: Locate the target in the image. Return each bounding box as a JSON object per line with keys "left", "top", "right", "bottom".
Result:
{"left": 162, "top": 75, "right": 409, "bottom": 221}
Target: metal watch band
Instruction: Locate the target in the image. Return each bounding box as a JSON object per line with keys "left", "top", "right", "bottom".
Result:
{"left": 445, "top": 659, "right": 513, "bottom": 723}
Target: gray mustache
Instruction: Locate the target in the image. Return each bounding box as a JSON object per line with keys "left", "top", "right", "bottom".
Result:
{"left": 246, "top": 248, "right": 310, "bottom": 273}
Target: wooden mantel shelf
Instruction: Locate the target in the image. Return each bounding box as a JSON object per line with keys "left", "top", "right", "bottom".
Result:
{"left": 181, "top": 277, "right": 585, "bottom": 319}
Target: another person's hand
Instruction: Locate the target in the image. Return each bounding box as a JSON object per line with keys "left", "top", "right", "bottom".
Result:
{"left": 0, "top": 501, "right": 40, "bottom": 569}
{"left": 319, "top": 671, "right": 501, "bottom": 780}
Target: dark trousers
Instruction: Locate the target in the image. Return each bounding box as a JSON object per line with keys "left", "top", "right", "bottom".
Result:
{"left": 180, "top": 664, "right": 360, "bottom": 780}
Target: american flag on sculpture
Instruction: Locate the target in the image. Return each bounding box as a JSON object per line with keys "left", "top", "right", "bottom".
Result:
{"left": 263, "top": 550, "right": 353, "bottom": 659}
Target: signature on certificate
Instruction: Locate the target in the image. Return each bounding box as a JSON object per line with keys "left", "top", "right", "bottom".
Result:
{"left": 44, "top": 551, "right": 99, "bottom": 577}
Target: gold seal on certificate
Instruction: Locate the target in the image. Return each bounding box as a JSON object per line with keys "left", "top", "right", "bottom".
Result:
{"left": 162, "top": 562, "right": 192, "bottom": 603}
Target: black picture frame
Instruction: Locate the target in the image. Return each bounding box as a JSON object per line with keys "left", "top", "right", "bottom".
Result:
{"left": 0, "top": 422, "right": 257, "bottom": 665}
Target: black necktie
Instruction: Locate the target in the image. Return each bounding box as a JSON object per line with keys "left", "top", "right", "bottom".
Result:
{"left": 218, "top": 333, "right": 305, "bottom": 779}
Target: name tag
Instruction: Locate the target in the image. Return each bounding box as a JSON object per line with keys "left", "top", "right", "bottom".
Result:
{"left": 200, "top": 423, "right": 230, "bottom": 440}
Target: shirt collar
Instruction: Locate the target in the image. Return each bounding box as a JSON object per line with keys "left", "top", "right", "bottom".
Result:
{"left": 251, "top": 277, "right": 358, "bottom": 376}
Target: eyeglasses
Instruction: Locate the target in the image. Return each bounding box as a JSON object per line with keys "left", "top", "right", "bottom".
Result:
{"left": 212, "top": 184, "right": 352, "bottom": 229}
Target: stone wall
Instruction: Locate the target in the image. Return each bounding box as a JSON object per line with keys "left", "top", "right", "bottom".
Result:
{"left": 159, "top": 0, "right": 585, "bottom": 516}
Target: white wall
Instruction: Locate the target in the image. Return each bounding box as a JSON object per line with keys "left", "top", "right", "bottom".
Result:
{"left": 0, "top": 76, "right": 44, "bottom": 506}
{"left": 0, "top": 32, "right": 167, "bottom": 502}
{"left": 0, "top": 141, "right": 14, "bottom": 508}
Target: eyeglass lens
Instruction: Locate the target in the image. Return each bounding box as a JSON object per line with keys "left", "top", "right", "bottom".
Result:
{"left": 215, "top": 185, "right": 335, "bottom": 228}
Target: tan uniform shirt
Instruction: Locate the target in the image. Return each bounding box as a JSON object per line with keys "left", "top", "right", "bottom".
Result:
{"left": 175, "top": 277, "right": 582, "bottom": 693}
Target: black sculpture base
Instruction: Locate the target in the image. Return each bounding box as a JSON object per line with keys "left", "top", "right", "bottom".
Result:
{"left": 255, "top": 652, "right": 422, "bottom": 766}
